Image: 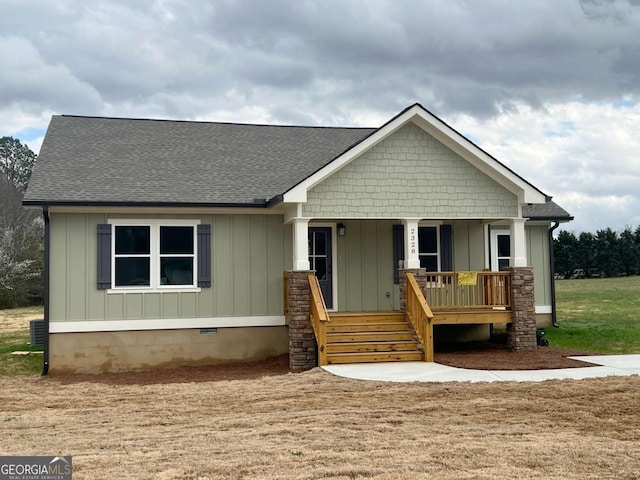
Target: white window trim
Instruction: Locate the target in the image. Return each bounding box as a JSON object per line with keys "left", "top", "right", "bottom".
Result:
{"left": 418, "top": 221, "right": 442, "bottom": 272}
{"left": 107, "top": 218, "right": 201, "bottom": 294}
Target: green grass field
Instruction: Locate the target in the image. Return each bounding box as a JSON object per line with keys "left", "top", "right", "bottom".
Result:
{"left": 547, "top": 276, "right": 640, "bottom": 354}
{"left": 0, "top": 306, "right": 44, "bottom": 376}
{"left": 0, "top": 331, "right": 43, "bottom": 375}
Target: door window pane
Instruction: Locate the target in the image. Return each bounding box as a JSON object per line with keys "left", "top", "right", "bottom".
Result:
{"left": 115, "top": 257, "right": 150, "bottom": 286}
{"left": 115, "top": 226, "right": 150, "bottom": 254}
{"left": 497, "top": 235, "right": 511, "bottom": 257}
{"left": 314, "top": 232, "right": 327, "bottom": 255}
{"left": 314, "top": 257, "right": 327, "bottom": 280}
{"left": 160, "top": 226, "right": 194, "bottom": 254}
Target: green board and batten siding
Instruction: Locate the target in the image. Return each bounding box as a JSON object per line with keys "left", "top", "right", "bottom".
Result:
{"left": 453, "top": 220, "right": 486, "bottom": 272}
{"left": 334, "top": 220, "right": 396, "bottom": 311}
{"left": 303, "top": 123, "right": 519, "bottom": 219}
{"left": 49, "top": 212, "right": 292, "bottom": 323}
{"left": 527, "top": 224, "right": 552, "bottom": 307}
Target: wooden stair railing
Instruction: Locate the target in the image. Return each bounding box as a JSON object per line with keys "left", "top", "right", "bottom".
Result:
{"left": 308, "top": 273, "right": 330, "bottom": 366}
{"left": 405, "top": 272, "right": 436, "bottom": 362}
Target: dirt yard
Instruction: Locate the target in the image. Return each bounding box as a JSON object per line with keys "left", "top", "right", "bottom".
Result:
{"left": 3, "top": 309, "right": 638, "bottom": 478}
{"left": 1, "top": 369, "right": 639, "bottom": 479}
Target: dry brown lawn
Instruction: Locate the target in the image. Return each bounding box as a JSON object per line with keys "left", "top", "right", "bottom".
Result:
{"left": 0, "top": 306, "right": 43, "bottom": 332}
{"left": 2, "top": 307, "right": 638, "bottom": 478}
{"left": 1, "top": 369, "right": 639, "bottom": 479}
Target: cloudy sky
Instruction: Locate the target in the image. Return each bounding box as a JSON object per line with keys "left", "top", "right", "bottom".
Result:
{"left": 2, "top": 0, "right": 639, "bottom": 234}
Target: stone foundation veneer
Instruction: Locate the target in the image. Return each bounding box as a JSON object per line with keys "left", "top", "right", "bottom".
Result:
{"left": 507, "top": 267, "right": 537, "bottom": 351}
{"left": 285, "top": 270, "right": 317, "bottom": 371}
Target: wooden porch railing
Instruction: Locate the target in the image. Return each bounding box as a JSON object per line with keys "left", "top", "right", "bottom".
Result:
{"left": 423, "top": 271, "right": 512, "bottom": 310}
{"left": 308, "top": 273, "right": 330, "bottom": 366}
{"left": 405, "top": 273, "right": 435, "bottom": 362}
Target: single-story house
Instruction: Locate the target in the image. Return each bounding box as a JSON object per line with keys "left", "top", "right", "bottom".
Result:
{"left": 24, "top": 103, "right": 572, "bottom": 374}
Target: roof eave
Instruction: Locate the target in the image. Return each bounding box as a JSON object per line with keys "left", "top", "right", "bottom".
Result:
{"left": 22, "top": 199, "right": 270, "bottom": 209}
{"left": 525, "top": 215, "right": 575, "bottom": 222}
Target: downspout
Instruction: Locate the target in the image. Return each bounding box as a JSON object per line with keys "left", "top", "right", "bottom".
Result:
{"left": 548, "top": 221, "right": 560, "bottom": 328}
{"left": 41, "top": 206, "right": 50, "bottom": 375}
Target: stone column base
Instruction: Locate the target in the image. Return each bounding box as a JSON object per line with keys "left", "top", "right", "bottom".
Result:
{"left": 398, "top": 268, "right": 427, "bottom": 312}
{"left": 285, "top": 271, "right": 317, "bottom": 371}
{"left": 507, "top": 267, "right": 537, "bottom": 351}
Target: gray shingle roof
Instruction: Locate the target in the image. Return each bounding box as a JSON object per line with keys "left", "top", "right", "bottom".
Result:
{"left": 24, "top": 112, "right": 572, "bottom": 222}
{"left": 523, "top": 201, "right": 573, "bottom": 221}
{"left": 24, "top": 115, "right": 375, "bottom": 205}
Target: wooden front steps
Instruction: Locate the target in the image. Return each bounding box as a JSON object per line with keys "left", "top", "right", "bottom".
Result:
{"left": 325, "top": 312, "right": 423, "bottom": 364}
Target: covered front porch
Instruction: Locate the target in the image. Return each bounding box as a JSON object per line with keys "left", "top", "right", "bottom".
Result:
{"left": 284, "top": 217, "right": 538, "bottom": 370}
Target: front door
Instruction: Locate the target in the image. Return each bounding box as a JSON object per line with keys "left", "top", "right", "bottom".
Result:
{"left": 308, "top": 227, "right": 333, "bottom": 309}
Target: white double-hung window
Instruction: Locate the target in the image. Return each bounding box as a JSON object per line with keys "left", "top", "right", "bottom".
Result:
{"left": 109, "top": 219, "right": 200, "bottom": 291}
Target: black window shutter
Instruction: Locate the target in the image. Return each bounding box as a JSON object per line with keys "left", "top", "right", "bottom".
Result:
{"left": 392, "top": 224, "right": 405, "bottom": 284}
{"left": 197, "top": 224, "right": 212, "bottom": 287}
{"left": 97, "top": 224, "right": 112, "bottom": 289}
{"left": 440, "top": 224, "right": 453, "bottom": 272}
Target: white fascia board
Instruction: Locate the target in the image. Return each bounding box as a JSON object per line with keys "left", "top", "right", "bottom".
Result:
{"left": 49, "top": 315, "right": 286, "bottom": 333}
{"left": 283, "top": 104, "right": 547, "bottom": 206}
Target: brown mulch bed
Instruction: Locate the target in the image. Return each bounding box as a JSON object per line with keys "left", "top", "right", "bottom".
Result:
{"left": 48, "top": 340, "right": 598, "bottom": 385}
{"left": 435, "top": 341, "right": 594, "bottom": 370}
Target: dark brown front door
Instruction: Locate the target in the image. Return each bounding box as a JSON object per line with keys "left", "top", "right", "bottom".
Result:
{"left": 308, "top": 227, "right": 333, "bottom": 309}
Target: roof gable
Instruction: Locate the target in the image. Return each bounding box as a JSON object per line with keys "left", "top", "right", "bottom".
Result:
{"left": 282, "top": 103, "right": 548, "bottom": 205}
{"left": 302, "top": 122, "right": 519, "bottom": 219}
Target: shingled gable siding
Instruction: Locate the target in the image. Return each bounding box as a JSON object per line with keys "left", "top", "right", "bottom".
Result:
{"left": 50, "top": 213, "right": 291, "bottom": 323}
{"left": 302, "top": 123, "right": 518, "bottom": 218}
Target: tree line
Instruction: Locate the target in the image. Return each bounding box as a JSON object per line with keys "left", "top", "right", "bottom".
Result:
{"left": 554, "top": 226, "right": 640, "bottom": 279}
{"left": 0, "top": 136, "right": 42, "bottom": 308}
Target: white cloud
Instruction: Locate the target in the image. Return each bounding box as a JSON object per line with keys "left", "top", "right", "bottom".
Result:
{"left": 449, "top": 100, "right": 640, "bottom": 233}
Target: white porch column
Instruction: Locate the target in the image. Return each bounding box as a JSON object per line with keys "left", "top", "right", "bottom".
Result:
{"left": 509, "top": 218, "right": 528, "bottom": 267}
{"left": 292, "top": 217, "right": 311, "bottom": 271}
{"left": 402, "top": 218, "right": 421, "bottom": 269}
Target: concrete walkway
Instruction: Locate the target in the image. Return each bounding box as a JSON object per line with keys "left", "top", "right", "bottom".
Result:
{"left": 322, "top": 354, "right": 640, "bottom": 383}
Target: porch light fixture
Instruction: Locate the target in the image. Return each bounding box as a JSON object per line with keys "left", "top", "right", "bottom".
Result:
{"left": 337, "top": 223, "right": 346, "bottom": 236}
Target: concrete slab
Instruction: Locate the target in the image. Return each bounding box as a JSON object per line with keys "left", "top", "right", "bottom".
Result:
{"left": 570, "top": 354, "right": 640, "bottom": 371}
{"left": 322, "top": 355, "right": 640, "bottom": 383}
